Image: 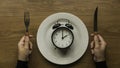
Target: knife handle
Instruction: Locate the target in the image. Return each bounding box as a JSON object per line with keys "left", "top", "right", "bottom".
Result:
{"left": 94, "top": 32, "right": 99, "bottom": 35}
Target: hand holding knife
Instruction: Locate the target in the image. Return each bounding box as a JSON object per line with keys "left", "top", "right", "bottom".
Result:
{"left": 91, "top": 7, "right": 108, "bottom": 63}
{"left": 91, "top": 7, "right": 99, "bottom": 49}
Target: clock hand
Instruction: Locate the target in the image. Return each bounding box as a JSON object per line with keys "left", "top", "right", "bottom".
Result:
{"left": 63, "top": 35, "right": 68, "bottom": 39}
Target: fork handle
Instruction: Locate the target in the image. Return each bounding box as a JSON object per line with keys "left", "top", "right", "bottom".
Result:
{"left": 25, "top": 32, "right": 32, "bottom": 50}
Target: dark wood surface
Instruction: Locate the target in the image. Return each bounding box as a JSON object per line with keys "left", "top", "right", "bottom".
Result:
{"left": 0, "top": 0, "right": 120, "bottom": 68}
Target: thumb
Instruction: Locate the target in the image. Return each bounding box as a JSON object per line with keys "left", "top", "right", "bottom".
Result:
{"left": 24, "top": 36, "right": 29, "bottom": 49}
{"left": 94, "top": 35, "right": 99, "bottom": 48}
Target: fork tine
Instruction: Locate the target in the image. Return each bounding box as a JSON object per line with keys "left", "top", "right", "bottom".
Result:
{"left": 24, "top": 11, "right": 30, "bottom": 22}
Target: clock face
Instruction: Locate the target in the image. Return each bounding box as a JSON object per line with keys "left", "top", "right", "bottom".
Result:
{"left": 51, "top": 27, "right": 74, "bottom": 49}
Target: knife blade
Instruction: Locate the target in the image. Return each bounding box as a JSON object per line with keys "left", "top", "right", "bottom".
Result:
{"left": 94, "top": 7, "right": 98, "bottom": 32}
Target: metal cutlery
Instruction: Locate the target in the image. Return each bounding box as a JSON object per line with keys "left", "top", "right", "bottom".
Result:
{"left": 24, "top": 11, "right": 30, "bottom": 35}
{"left": 94, "top": 7, "right": 98, "bottom": 33}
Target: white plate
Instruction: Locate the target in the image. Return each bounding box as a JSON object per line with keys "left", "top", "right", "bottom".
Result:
{"left": 37, "top": 12, "right": 89, "bottom": 65}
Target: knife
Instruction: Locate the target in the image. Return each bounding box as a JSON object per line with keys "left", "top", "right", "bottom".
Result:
{"left": 94, "top": 7, "right": 98, "bottom": 33}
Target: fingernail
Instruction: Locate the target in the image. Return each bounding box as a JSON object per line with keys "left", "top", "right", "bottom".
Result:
{"left": 90, "top": 33, "right": 94, "bottom": 36}
{"left": 25, "top": 36, "right": 29, "bottom": 41}
{"left": 94, "top": 35, "right": 97, "bottom": 39}
{"left": 29, "top": 35, "right": 33, "bottom": 37}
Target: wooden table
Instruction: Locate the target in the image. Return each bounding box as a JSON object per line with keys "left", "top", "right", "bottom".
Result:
{"left": 0, "top": 0, "right": 120, "bottom": 68}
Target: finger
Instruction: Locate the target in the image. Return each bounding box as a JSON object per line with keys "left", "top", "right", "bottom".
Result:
{"left": 90, "top": 41, "right": 95, "bottom": 54}
{"left": 94, "top": 35, "right": 99, "bottom": 48}
{"left": 29, "top": 41, "right": 33, "bottom": 50}
{"left": 19, "top": 36, "right": 25, "bottom": 43}
{"left": 91, "top": 49, "right": 94, "bottom": 54}
{"left": 18, "top": 36, "right": 25, "bottom": 46}
{"left": 97, "top": 34, "right": 107, "bottom": 48}
{"left": 28, "top": 41, "right": 33, "bottom": 54}
{"left": 91, "top": 32, "right": 99, "bottom": 36}
{"left": 25, "top": 32, "right": 33, "bottom": 37}
{"left": 90, "top": 42, "right": 94, "bottom": 54}
{"left": 90, "top": 33, "right": 95, "bottom": 36}
{"left": 29, "top": 35, "right": 33, "bottom": 38}
{"left": 24, "top": 36, "right": 30, "bottom": 49}
{"left": 97, "top": 34, "right": 106, "bottom": 44}
{"left": 90, "top": 41, "right": 94, "bottom": 49}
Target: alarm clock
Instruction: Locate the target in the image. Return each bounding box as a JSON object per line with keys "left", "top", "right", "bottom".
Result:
{"left": 51, "top": 19, "right": 74, "bottom": 49}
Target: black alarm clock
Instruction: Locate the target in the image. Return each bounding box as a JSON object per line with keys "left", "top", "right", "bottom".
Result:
{"left": 51, "top": 19, "right": 74, "bottom": 49}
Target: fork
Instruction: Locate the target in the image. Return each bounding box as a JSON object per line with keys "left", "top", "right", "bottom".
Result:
{"left": 24, "top": 11, "right": 30, "bottom": 35}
